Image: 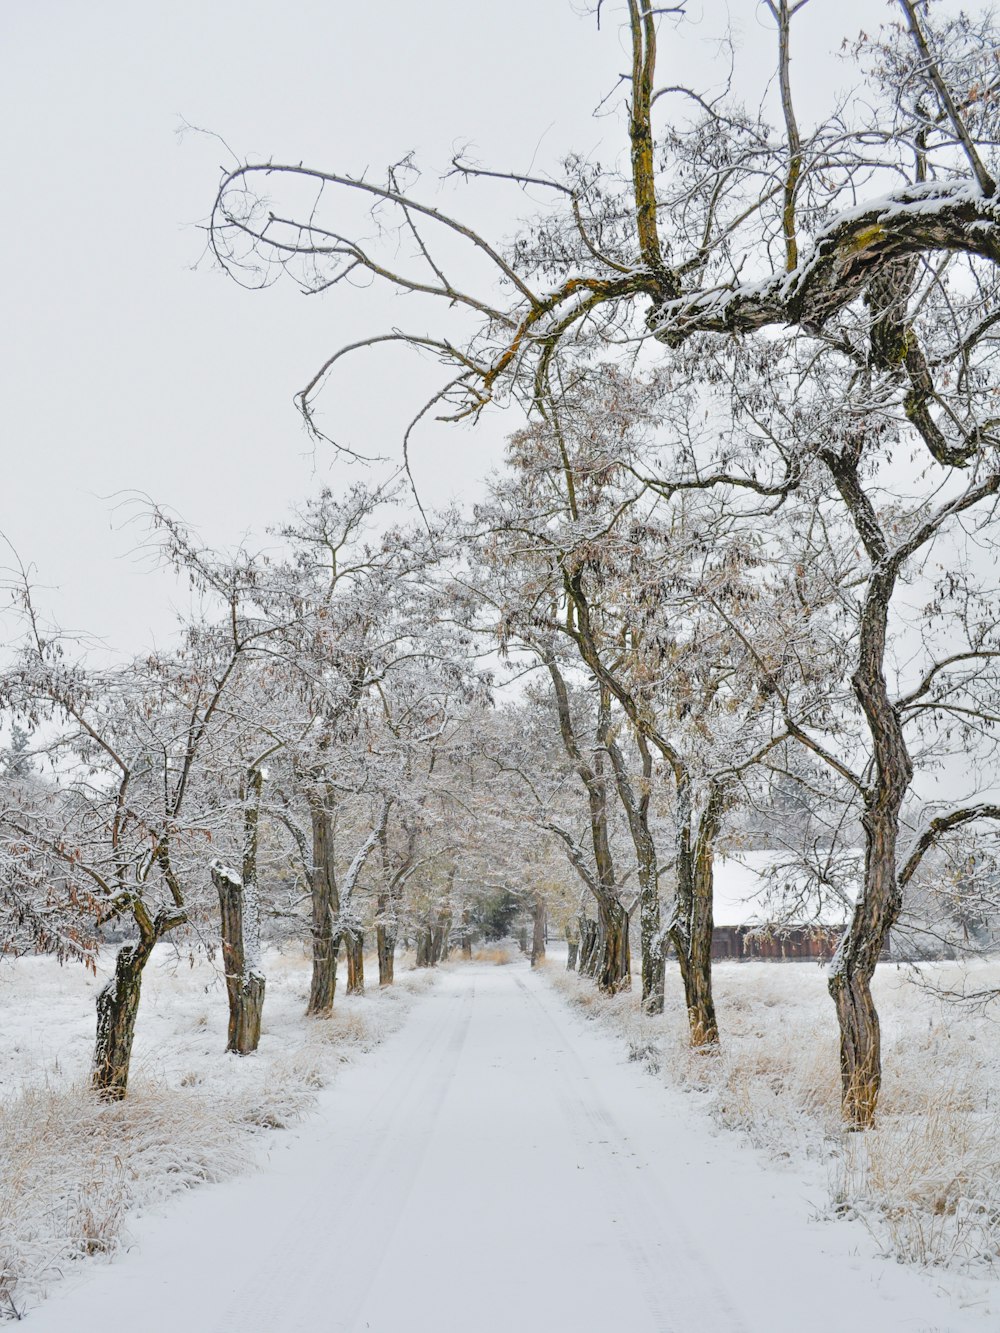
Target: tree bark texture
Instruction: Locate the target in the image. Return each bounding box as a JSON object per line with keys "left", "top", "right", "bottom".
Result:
{"left": 579, "top": 917, "right": 599, "bottom": 977}
{"left": 92, "top": 935, "right": 155, "bottom": 1100}
{"left": 671, "top": 780, "right": 722, "bottom": 1048}
{"left": 212, "top": 859, "right": 266, "bottom": 1055}
{"left": 596, "top": 894, "right": 631, "bottom": 994}
{"left": 824, "top": 456, "right": 914, "bottom": 1128}
{"left": 308, "top": 805, "right": 339, "bottom": 1016}
{"left": 345, "top": 928, "right": 365, "bottom": 995}
{"left": 605, "top": 726, "right": 664, "bottom": 1012}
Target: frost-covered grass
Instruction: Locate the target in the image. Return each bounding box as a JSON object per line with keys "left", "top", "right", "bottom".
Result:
{"left": 550, "top": 955, "right": 1000, "bottom": 1276}
{"left": 0, "top": 944, "right": 434, "bottom": 1317}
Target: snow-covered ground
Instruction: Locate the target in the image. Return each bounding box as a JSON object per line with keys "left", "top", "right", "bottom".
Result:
{"left": 5, "top": 951, "right": 998, "bottom": 1331}
{"left": 551, "top": 951, "right": 1000, "bottom": 1304}
{"left": 0, "top": 943, "right": 434, "bottom": 1317}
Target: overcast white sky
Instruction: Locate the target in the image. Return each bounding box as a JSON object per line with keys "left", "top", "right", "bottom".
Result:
{"left": 2, "top": 0, "right": 893, "bottom": 649}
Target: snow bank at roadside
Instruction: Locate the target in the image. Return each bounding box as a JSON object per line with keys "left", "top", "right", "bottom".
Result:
{"left": 547, "top": 956, "right": 1000, "bottom": 1292}
{"left": 0, "top": 945, "right": 434, "bottom": 1318}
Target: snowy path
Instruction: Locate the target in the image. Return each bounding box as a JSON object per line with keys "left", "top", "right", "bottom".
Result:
{"left": 24, "top": 962, "right": 988, "bottom": 1332}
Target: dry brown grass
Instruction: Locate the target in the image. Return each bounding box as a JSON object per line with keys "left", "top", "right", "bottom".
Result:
{"left": 0, "top": 946, "right": 436, "bottom": 1317}
{"left": 550, "top": 958, "right": 1000, "bottom": 1274}
{"left": 0, "top": 1078, "right": 253, "bottom": 1314}
{"left": 472, "top": 943, "right": 518, "bottom": 966}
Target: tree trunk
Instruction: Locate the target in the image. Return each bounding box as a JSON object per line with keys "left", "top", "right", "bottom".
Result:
{"left": 431, "top": 911, "right": 451, "bottom": 964}
{"left": 672, "top": 783, "right": 721, "bottom": 1047}
{"left": 415, "top": 925, "right": 433, "bottom": 968}
{"left": 307, "top": 805, "right": 339, "bottom": 1016}
{"left": 517, "top": 923, "right": 528, "bottom": 954}
{"left": 596, "top": 895, "right": 630, "bottom": 994}
{"left": 345, "top": 928, "right": 365, "bottom": 995}
{"left": 212, "top": 860, "right": 266, "bottom": 1055}
{"left": 640, "top": 890, "right": 665, "bottom": 1015}
{"left": 92, "top": 935, "right": 155, "bottom": 1100}
{"left": 530, "top": 895, "right": 546, "bottom": 966}
{"left": 566, "top": 932, "right": 579, "bottom": 971}
{"left": 460, "top": 908, "right": 473, "bottom": 959}
{"left": 821, "top": 464, "right": 913, "bottom": 1128}
{"left": 828, "top": 719, "right": 908, "bottom": 1127}
{"left": 578, "top": 916, "right": 599, "bottom": 976}
{"left": 830, "top": 962, "right": 882, "bottom": 1130}
{"left": 376, "top": 898, "right": 396, "bottom": 986}
{"left": 685, "top": 837, "right": 719, "bottom": 1045}
{"left": 604, "top": 726, "right": 664, "bottom": 1012}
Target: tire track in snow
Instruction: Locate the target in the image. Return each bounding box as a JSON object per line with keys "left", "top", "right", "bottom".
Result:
{"left": 214, "top": 980, "right": 475, "bottom": 1333}
{"left": 513, "top": 972, "right": 750, "bottom": 1333}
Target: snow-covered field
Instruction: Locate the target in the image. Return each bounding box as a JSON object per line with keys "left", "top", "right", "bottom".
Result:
{"left": 551, "top": 953, "right": 1000, "bottom": 1288}
{"left": 0, "top": 944, "right": 434, "bottom": 1317}
{"left": 5, "top": 945, "right": 1000, "bottom": 1329}
{"left": 6, "top": 953, "right": 997, "bottom": 1333}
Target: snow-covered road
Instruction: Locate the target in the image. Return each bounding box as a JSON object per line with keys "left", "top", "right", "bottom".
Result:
{"left": 23, "top": 962, "right": 989, "bottom": 1332}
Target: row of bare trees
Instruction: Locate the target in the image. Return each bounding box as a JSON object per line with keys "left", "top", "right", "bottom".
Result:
{"left": 202, "top": 0, "right": 1000, "bottom": 1128}
{"left": 0, "top": 487, "right": 531, "bottom": 1098}
{"left": 4, "top": 410, "right": 1000, "bottom": 1129}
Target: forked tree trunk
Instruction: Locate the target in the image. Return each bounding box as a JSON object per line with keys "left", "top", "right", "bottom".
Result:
{"left": 578, "top": 917, "right": 599, "bottom": 976}
{"left": 596, "top": 895, "right": 630, "bottom": 994}
{"left": 212, "top": 860, "right": 266, "bottom": 1055}
{"left": 345, "top": 929, "right": 365, "bottom": 995}
{"left": 530, "top": 896, "right": 546, "bottom": 966}
{"left": 92, "top": 934, "right": 156, "bottom": 1100}
{"left": 308, "top": 805, "right": 339, "bottom": 1016}
{"left": 604, "top": 727, "right": 664, "bottom": 1013}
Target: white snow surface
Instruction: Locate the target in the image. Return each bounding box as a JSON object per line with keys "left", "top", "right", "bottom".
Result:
{"left": 18, "top": 959, "right": 992, "bottom": 1333}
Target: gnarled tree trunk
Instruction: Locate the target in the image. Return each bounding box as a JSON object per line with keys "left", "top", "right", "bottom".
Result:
{"left": 823, "top": 459, "right": 914, "bottom": 1128}
{"left": 93, "top": 936, "right": 155, "bottom": 1100}
{"left": 92, "top": 903, "right": 185, "bottom": 1100}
